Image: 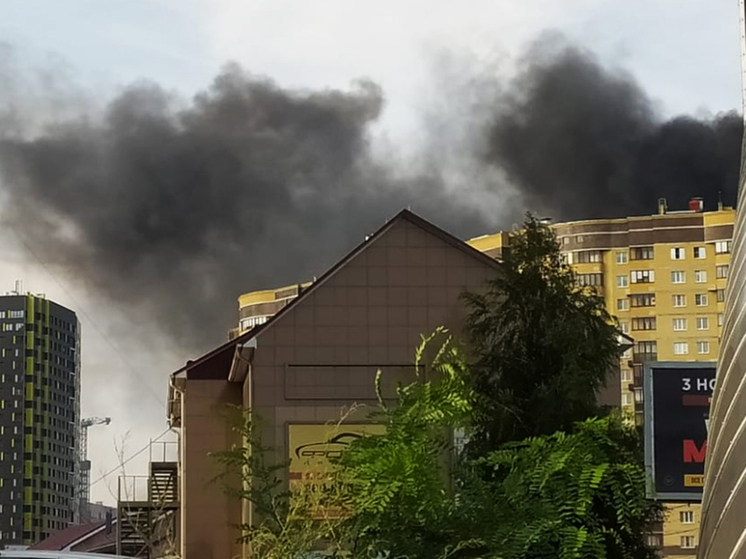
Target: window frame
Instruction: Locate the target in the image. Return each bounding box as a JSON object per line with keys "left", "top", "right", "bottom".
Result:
{"left": 631, "top": 270, "right": 655, "bottom": 284}
{"left": 695, "top": 294, "right": 709, "bottom": 307}
{"left": 671, "top": 270, "right": 686, "bottom": 284}
{"left": 673, "top": 318, "right": 687, "bottom": 332}
{"left": 674, "top": 341, "right": 690, "bottom": 355}
{"left": 693, "top": 246, "right": 706, "bottom": 259}
{"left": 694, "top": 270, "right": 707, "bottom": 283}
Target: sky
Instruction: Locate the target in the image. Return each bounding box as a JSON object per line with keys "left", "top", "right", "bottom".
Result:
{"left": 0, "top": 0, "right": 742, "bottom": 504}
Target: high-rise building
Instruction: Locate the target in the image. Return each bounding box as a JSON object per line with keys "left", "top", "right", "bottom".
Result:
{"left": 0, "top": 290, "right": 81, "bottom": 546}
{"left": 468, "top": 198, "right": 735, "bottom": 558}
{"left": 230, "top": 282, "right": 312, "bottom": 339}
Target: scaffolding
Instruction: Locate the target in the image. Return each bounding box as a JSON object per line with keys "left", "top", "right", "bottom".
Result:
{"left": 116, "top": 440, "right": 180, "bottom": 558}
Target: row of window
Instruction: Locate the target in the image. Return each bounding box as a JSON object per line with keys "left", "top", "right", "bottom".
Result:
{"left": 623, "top": 268, "right": 728, "bottom": 285}
{"left": 627, "top": 339, "right": 710, "bottom": 356}
{"left": 617, "top": 293, "right": 723, "bottom": 310}
{"left": 0, "top": 310, "right": 25, "bottom": 319}
{"left": 620, "top": 316, "right": 713, "bottom": 332}
{"left": 644, "top": 534, "right": 695, "bottom": 549}
{"left": 570, "top": 242, "right": 734, "bottom": 266}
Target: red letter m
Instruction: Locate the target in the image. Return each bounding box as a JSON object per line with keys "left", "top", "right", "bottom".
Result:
{"left": 683, "top": 440, "right": 707, "bottom": 463}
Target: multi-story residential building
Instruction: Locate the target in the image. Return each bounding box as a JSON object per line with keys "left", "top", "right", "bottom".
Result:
{"left": 0, "top": 290, "right": 81, "bottom": 546}
{"left": 229, "top": 282, "right": 312, "bottom": 339}
{"left": 468, "top": 198, "right": 735, "bottom": 558}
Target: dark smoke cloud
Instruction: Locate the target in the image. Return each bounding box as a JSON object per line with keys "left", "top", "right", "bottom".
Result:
{"left": 0, "top": 62, "right": 492, "bottom": 351}
{"left": 487, "top": 34, "right": 743, "bottom": 219}
{"left": 0, "top": 35, "right": 741, "bottom": 353}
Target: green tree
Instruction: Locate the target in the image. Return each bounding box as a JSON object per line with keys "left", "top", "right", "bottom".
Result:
{"left": 476, "top": 416, "right": 661, "bottom": 559}
{"left": 337, "top": 329, "right": 476, "bottom": 559}
{"left": 336, "top": 332, "right": 659, "bottom": 559}
{"left": 463, "top": 214, "right": 622, "bottom": 453}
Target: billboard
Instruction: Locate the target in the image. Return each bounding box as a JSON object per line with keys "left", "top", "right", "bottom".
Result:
{"left": 644, "top": 362, "right": 716, "bottom": 500}
{"left": 287, "top": 423, "right": 385, "bottom": 518}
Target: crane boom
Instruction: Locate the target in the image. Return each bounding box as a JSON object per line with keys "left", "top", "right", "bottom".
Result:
{"left": 78, "top": 416, "right": 112, "bottom": 523}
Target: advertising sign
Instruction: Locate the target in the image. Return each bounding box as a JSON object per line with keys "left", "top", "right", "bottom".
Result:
{"left": 644, "top": 362, "right": 716, "bottom": 500}
{"left": 288, "top": 423, "right": 385, "bottom": 480}
{"left": 287, "top": 423, "right": 385, "bottom": 518}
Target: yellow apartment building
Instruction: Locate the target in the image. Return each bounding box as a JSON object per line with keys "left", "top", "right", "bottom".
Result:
{"left": 468, "top": 198, "right": 735, "bottom": 558}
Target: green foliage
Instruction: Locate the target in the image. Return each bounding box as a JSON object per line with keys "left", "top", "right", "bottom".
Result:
{"left": 336, "top": 332, "right": 658, "bottom": 559}
{"left": 337, "top": 328, "right": 474, "bottom": 559}
{"left": 463, "top": 213, "right": 623, "bottom": 452}
{"left": 210, "top": 409, "right": 347, "bottom": 559}
{"left": 478, "top": 415, "right": 661, "bottom": 559}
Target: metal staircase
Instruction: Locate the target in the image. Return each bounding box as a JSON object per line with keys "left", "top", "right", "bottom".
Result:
{"left": 117, "top": 441, "right": 180, "bottom": 558}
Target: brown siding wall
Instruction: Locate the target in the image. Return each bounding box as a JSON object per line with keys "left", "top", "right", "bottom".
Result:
{"left": 181, "top": 380, "right": 242, "bottom": 559}
{"left": 247, "top": 216, "right": 498, "bottom": 478}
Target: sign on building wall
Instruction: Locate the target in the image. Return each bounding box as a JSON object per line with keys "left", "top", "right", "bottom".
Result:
{"left": 288, "top": 423, "right": 385, "bottom": 481}
{"left": 287, "top": 423, "right": 385, "bottom": 518}
{"left": 644, "top": 362, "right": 716, "bottom": 501}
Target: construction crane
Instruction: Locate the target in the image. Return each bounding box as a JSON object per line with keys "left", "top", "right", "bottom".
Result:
{"left": 79, "top": 417, "right": 111, "bottom": 523}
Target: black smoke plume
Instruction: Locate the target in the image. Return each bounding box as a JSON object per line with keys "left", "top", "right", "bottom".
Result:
{"left": 486, "top": 35, "right": 743, "bottom": 219}
{"left": 0, "top": 36, "right": 741, "bottom": 353}
{"left": 0, "top": 63, "right": 491, "bottom": 351}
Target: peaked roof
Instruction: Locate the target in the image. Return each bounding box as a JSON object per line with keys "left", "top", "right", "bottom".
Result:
{"left": 30, "top": 521, "right": 105, "bottom": 550}
{"left": 172, "top": 209, "right": 501, "bottom": 381}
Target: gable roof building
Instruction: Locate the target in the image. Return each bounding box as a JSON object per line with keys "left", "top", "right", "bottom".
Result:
{"left": 166, "top": 209, "right": 501, "bottom": 559}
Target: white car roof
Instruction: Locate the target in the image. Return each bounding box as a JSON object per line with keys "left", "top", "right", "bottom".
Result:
{"left": 0, "top": 552, "right": 131, "bottom": 559}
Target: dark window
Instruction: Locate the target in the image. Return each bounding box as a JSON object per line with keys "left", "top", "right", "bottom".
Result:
{"left": 630, "top": 294, "right": 656, "bottom": 307}
{"left": 632, "top": 317, "right": 657, "bottom": 331}
{"left": 630, "top": 246, "right": 654, "bottom": 260}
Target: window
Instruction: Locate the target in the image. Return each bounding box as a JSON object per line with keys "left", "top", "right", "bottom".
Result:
{"left": 697, "top": 317, "right": 709, "bottom": 330}
{"left": 697, "top": 341, "right": 710, "bottom": 354}
{"left": 631, "top": 270, "right": 655, "bottom": 283}
{"left": 616, "top": 251, "right": 628, "bottom": 264}
{"left": 562, "top": 237, "right": 570, "bottom": 245}
{"left": 715, "top": 240, "right": 732, "bottom": 254}
{"left": 673, "top": 294, "right": 686, "bottom": 308}
{"left": 632, "top": 317, "right": 656, "bottom": 331}
{"left": 622, "top": 393, "right": 633, "bottom": 406}
{"left": 8, "top": 310, "right": 23, "bottom": 319}
{"left": 670, "top": 247, "right": 685, "bottom": 260}
{"left": 681, "top": 536, "right": 696, "bottom": 549}
{"left": 671, "top": 271, "right": 686, "bottom": 284}
{"left": 617, "top": 299, "right": 629, "bottom": 311}
{"left": 631, "top": 246, "right": 654, "bottom": 260}
{"left": 718, "top": 313, "right": 724, "bottom": 327}
{"left": 576, "top": 235, "right": 584, "bottom": 244}
{"left": 674, "top": 342, "right": 689, "bottom": 355}
{"left": 575, "top": 250, "right": 603, "bottom": 263}
{"left": 717, "top": 289, "right": 726, "bottom": 303}
{"left": 634, "top": 388, "right": 643, "bottom": 403}
{"left": 577, "top": 273, "right": 603, "bottom": 287}
{"left": 647, "top": 534, "right": 663, "bottom": 548}
{"left": 694, "top": 270, "right": 707, "bottom": 283}
{"left": 619, "top": 321, "right": 629, "bottom": 334}
{"left": 630, "top": 293, "right": 656, "bottom": 307}
{"left": 693, "top": 246, "right": 706, "bottom": 259}
{"left": 673, "top": 318, "right": 687, "bottom": 331}
{"left": 680, "top": 509, "right": 695, "bottom": 522}
{"left": 621, "top": 369, "right": 632, "bottom": 382}
{"left": 717, "top": 264, "right": 729, "bottom": 279}
{"left": 616, "top": 275, "right": 628, "bottom": 288}
{"left": 636, "top": 341, "right": 657, "bottom": 356}
{"left": 695, "top": 294, "right": 708, "bottom": 307}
